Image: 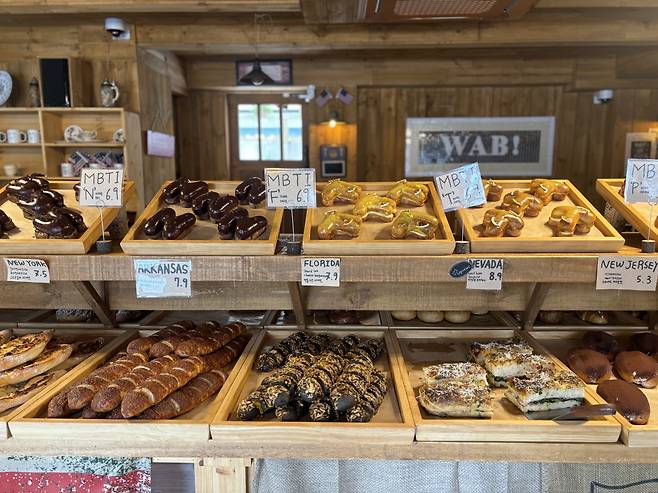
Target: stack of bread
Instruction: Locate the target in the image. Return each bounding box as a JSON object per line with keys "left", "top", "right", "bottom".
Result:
{"left": 46, "top": 321, "right": 250, "bottom": 420}
{"left": 0, "top": 329, "right": 104, "bottom": 413}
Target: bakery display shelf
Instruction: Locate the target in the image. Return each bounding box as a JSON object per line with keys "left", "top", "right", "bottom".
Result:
{"left": 10, "top": 329, "right": 259, "bottom": 443}
{"left": 391, "top": 328, "right": 621, "bottom": 443}
{"left": 385, "top": 311, "right": 518, "bottom": 329}
{"left": 211, "top": 329, "right": 415, "bottom": 445}
{"left": 264, "top": 310, "right": 385, "bottom": 330}
{"left": 138, "top": 310, "right": 270, "bottom": 329}
{"left": 458, "top": 180, "right": 625, "bottom": 253}
{"left": 0, "top": 179, "right": 135, "bottom": 254}
{"left": 0, "top": 327, "right": 132, "bottom": 439}
{"left": 121, "top": 181, "right": 284, "bottom": 256}
{"left": 528, "top": 330, "right": 658, "bottom": 447}
{"left": 529, "top": 311, "right": 649, "bottom": 331}
{"left": 597, "top": 178, "right": 658, "bottom": 242}
{"left": 303, "top": 181, "right": 455, "bottom": 256}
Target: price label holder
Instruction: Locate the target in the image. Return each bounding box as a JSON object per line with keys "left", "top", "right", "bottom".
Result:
{"left": 79, "top": 169, "right": 125, "bottom": 254}
{"left": 134, "top": 259, "right": 192, "bottom": 298}
{"left": 596, "top": 256, "right": 658, "bottom": 292}
{"left": 265, "top": 168, "right": 316, "bottom": 209}
{"left": 466, "top": 258, "right": 504, "bottom": 291}
{"left": 4, "top": 258, "right": 50, "bottom": 283}
{"left": 301, "top": 258, "right": 340, "bottom": 287}
{"left": 624, "top": 159, "right": 658, "bottom": 253}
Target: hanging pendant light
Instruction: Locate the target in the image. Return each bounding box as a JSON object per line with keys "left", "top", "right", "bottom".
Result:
{"left": 239, "top": 14, "right": 274, "bottom": 86}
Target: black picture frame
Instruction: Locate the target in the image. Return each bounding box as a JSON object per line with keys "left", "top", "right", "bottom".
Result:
{"left": 235, "top": 59, "right": 293, "bottom": 86}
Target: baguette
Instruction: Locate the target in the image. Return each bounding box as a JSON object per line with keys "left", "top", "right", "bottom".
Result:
{"left": 126, "top": 321, "right": 195, "bottom": 354}
{"left": 0, "top": 370, "right": 66, "bottom": 413}
{"left": 67, "top": 352, "right": 149, "bottom": 410}
{"left": 120, "top": 356, "right": 206, "bottom": 418}
{"left": 80, "top": 405, "right": 106, "bottom": 419}
{"left": 107, "top": 406, "right": 123, "bottom": 419}
{"left": 0, "top": 330, "right": 53, "bottom": 371}
{"left": 202, "top": 335, "right": 251, "bottom": 370}
{"left": 90, "top": 354, "right": 180, "bottom": 412}
{"left": 138, "top": 368, "right": 229, "bottom": 420}
{"left": 175, "top": 322, "right": 246, "bottom": 357}
{"left": 148, "top": 322, "right": 218, "bottom": 358}
{"left": 0, "top": 343, "right": 73, "bottom": 386}
{"left": 47, "top": 391, "right": 75, "bottom": 418}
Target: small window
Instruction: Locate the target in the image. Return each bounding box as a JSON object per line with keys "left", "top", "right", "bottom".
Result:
{"left": 237, "top": 103, "right": 303, "bottom": 161}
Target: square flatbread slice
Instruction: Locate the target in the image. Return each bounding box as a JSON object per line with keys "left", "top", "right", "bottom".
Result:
{"left": 0, "top": 330, "right": 53, "bottom": 371}
{"left": 423, "top": 362, "right": 488, "bottom": 387}
{"left": 418, "top": 380, "right": 493, "bottom": 418}
{"left": 470, "top": 339, "right": 533, "bottom": 365}
{"left": 505, "top": 370, "right": 585, "bottom": 413}
{"left": 484, "top": 353, "right": 556, "bottom": 388}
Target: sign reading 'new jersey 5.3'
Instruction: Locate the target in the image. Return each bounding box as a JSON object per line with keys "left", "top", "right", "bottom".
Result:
{"left": 405, "top": 117, "right": 555, "bottom": 177}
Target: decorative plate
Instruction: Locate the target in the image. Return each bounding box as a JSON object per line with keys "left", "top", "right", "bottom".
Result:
{"left": 112, "top": 128, "right": 125, "bottom": 144}
{"left": 64, "top": 125, "right": 84, "bottom": 142}
{"left": 0, "top": 71, "right": 12, "bottom": 106}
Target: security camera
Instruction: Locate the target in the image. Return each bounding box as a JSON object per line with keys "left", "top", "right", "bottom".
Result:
{"left": 105, "top": 17, "right": 130, "bottom": 40}
{"left": 593, "top": 89, "right": 614, "bottom": 105}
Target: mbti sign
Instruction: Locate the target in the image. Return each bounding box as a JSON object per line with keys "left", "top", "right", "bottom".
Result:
{"left": 405, "top": 117, "right": 555, "bottom": 177}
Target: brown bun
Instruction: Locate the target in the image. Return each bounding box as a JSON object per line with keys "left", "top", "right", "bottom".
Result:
{"left": 630, "top": 332, "right": 658, "bottom": 356}
{"left": 615, "top": 351, "right": 658, "bottom": 388}
{"left": 567, "top": 348, "right": 613, "bottom": 384}
{"left": 579, "top": 310, "right": 609, "bottom": 325}
{"left": 597, "top": 379, "right": 650, "bottom": 425}
{"left": 538, "top": 311, "right": 563, "bottom": 324}
{"left": 582, "top": 331, "right": 618, "bottom": 361}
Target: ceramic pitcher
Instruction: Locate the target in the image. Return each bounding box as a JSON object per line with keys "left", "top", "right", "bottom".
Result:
{"left": 100, "top": 79, "right": 120, "bottom": 107}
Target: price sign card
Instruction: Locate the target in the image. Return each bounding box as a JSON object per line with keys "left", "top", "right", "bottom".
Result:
{"left": 624, "top": 159, "right": 658, "bottom": 203}
{"left": 265, "top": 168, "right": 316, "bottom": 209}
{"left": 4, "top": 258, "right": 50, "bottom": 283}
{"left": 466, "top": 258, "right": 503, "bottom": 290}
{"left": 434, "top": 162, "right": 486, "bottom": 212}
{"left": 134, "top": 259, "right": 192, "bottom": 298}
{"left": 79, "top": 169, "right": 124, "bottom": 208}
{"left": 301, "top": 258, "right": 340, "bottom": 287}
{"left": 596, "top": 256, "right": 658, "bottom": 291}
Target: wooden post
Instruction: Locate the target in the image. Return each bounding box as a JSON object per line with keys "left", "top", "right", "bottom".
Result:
{"left": 194, "top": 458, "right": 250, "bottom": 493}
{"left": 288, "top": 281, "right": 307, "bottom": 330}
{"left": 72, "top": 280, "right": 115, "bottom": 328}
{"left": 521, "top": 282, "right": 550, "bottom": 330}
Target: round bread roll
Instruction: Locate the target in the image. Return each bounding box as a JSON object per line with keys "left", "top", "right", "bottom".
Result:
{"left": 582, "top": 331, "right": 618, "bottom": 361}
{"left": 538, "top": 310, "right": 563, "bottom": 324}
{"left": 417, "top": 311, "right": 444, "bottom": 323}
{"left": 445, "top": 311, "right": 471, "bottom": 324}
{"left": 567, "top": 348, "right": 612, "bottom": 384}
{"left": 597, "top": 379, "right": 650, "bottom": 425}
{"left": 579, "top": 310, "right": 609, "bottom": 325}
{"left": 615, "top": 351, "right": 658, "bottom": 388}
{"left": 391, "top": 310, "right": 416, "bottom": 321}
{"left": 630, "top": 332, "right": 658, "bottom": 356}
{"left": 471, "top": 309, "right": 489, "bottom": 316}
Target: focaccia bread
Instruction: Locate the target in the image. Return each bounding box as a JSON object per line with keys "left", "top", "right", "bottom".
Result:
{"left": 422, "top": 362, "right": 488, "bottom": 387}
{"left": 0, "top": 370, "right": 66, "bottom": 413}
{"left": 469, "top": 339, "right": 533, "bottom": 365}
{"left": 482, "top": 353, "right": 555, "bottom": 388}
{"left": 0, "top": 330, "right": 53, "bottom": 372}
{"left": 0, "top": 343, "right": 72, "bottom": 386}
{"left": 505, "top": 370, "right": 584, "bottom": 413}
{"left": 418, "top": 380, "right": 493, "bottom": 418}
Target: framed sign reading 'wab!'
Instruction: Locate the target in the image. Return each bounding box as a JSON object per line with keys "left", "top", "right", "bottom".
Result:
{"left": 405, "top": 117, "right": 555, "bottom": 177}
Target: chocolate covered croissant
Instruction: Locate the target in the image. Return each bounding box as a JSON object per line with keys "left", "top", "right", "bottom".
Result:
{"left": 385, "top": 180, "right": 429, "bottom": 206}
{"left": 321, "top": 180, "right": 362, "bottom": 207}
{"left": 391, "top": 210, "right": 439, "bottom": 240}
{"left": 500, "top": 190, "right": 543, "bottom": 217}
{"left": 481, "top": 209, "right": 524, "bottom": 237}
{"left": 317, "top": 211, "right": 362, "bottom": 240}
{"left": 529, "top": 179, "right": 569, "bottom": 205}
{"left": 352, "top": 195, "right": 397, "bottom": 222}
{"left": 547, "top": 205, "right": 595, "bottom": 236}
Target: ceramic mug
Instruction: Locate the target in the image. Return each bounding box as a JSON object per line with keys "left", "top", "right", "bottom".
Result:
{"left": 0, "top": 131, "right": 6, "bottom": 143}
{"left": 27, "top": 128, "right": 40, "bottom": 144}
{"left": 6, "top": 129, "right": 27, "bottom": 144}
{"left": 60, "top": 162, "right": 74, "bottom": 177}
{"left": 3, "top": 164, "right": 17, "bottom": 176}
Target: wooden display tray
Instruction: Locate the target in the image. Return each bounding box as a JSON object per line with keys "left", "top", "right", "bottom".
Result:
{"left": 597, "top": 178, "right": 658, "bottom": 242}
{"left": 527, "top": 329, "right": 658, "bottom": 447}
{"left": 0, "top": 179, "right": 135, "bottom": 254}
{"left": 121, "top": 181, "right": 283, "bottom": 256}
{"left": 211, "top": 329, "right": 415, "bottom": 445}
{"left": 0, "top": 327, "right": 131, "bottom": 439}
{"left": 457, "top": 180, "right": 624, "bottom": 253}
{"left": 391, "top": 329, "right": 621, "bottom": 443}
{"left": 10, "top": 330, "right": 258, "bottom": 442}
{"left": 303, "top": 181, "right": 455, "bottom": 255}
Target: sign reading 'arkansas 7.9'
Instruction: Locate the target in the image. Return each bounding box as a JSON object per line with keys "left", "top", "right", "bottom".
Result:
{"left": 405, "top": 117, "right": 555, "bottom": 178}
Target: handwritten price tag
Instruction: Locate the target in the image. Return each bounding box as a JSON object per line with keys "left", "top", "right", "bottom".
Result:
{"left": 301, "top": 258, "right": 340, "bottom": 287}
{"left": 134, "top": 259, "right": 192, "bottom": 298}
{"left": 4, "top": 258, "right": 50, "bottom": 283}
{"left": 466, "top": 258, "right": 503, "bottom": 290}
{"left": 596, "top": 256, "right": 657, "bottom": 291}
{"left": 265, "top": 168, "right": 316, "bottom": 208}
{"left": 434, "top": 162, "right": 486, "bottom": 212}
{"left": 79, "top": 169, "right": 124, "bottom": 208}
{"left": 624, "top": 159, "right": 658, "bottom": 203}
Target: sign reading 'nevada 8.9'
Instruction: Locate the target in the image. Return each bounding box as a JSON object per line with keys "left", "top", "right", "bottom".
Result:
{"left": 405, "top": 117, "right": 555, "bottom": 178}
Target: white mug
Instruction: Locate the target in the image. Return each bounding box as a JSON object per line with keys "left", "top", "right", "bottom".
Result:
{"left": 60, "top": 162, "right": 74, "bottom": 177}
{"left": 27, "top": 129, "right": 40, "bottom": 144}
{"left": 3, "top": 164, "right": 17, "bottom": 176}
{"left": 0, "top": 131, "right": 6, "bottom": 143}
{"left": 7, "top": 129, "right": 27, "bottom": 144}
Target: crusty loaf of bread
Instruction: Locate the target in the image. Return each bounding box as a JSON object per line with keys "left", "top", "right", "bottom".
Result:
{"left": 90, "top": 354, "right": 180, "bottom": 412}
{"left": 0, "top": 343, "right": 72, "bottom": 386}
{"left": 138, "top": 368, "right": 229, "bottom": 420}
{"left": 175, "top": 323, "right": 246, "bottom": 357}
{"left": 126, "top": 321, "right": 195, "bottom": 354}
{"left": 148, "top": 323, "right": 217, "bottom": 358}
{"left": 0, "top": 370, "right": 66, "bottom": 413}
{"left": 48, "top": 391, "right": 74, "bottom": 418}
{"left": 67, "top": 352, "right": 148, "bottom": 410}
{"left": 202, "top": 335, "right": 251, "bottom": 370}
{"left": 0, "top": 330, "right": 53, "bottom": 371}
